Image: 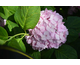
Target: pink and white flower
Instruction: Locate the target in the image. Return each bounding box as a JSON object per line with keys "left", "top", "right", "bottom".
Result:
{"left": 25, "top": 8, "right": 69, "bottom": 51}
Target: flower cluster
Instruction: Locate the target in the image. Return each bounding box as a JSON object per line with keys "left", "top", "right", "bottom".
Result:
{"left": 25, "top": 8, "right": 69, "bottom": 51}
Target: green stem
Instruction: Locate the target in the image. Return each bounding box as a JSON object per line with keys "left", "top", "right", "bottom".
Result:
{"left": 13, "top": 33, "right": 25, "bottom": 37}
{"left": 18, "top": 33, "right": 26, "bottom": 42}
{"left": 4, "top": 33, "right": 29, "bottom": 43}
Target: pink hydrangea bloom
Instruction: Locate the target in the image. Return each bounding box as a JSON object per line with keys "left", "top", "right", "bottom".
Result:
{"left": 25, "top": 8, "right": 69, "bottom": 51}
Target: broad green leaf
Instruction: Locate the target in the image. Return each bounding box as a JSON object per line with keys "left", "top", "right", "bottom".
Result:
{"left": 69, "top": 38, "right": 80, "bottom": 58}
{"left": 14, "top": 6, "right": 40, "bottom": 30}
{"left": 0, "top": 6, "right": 13, "bottom": 19}
{"left": 16, "top": 38, "right": 26, "bottom": 52}
{"left": 0, "top": 39, "right": 6, "bottom": 45}
{"left": 66, "top": 28, "right": 79, "bottom": 43}
{"left": 0, "top": 26, "right": 8, "bottom": 40}
{"left": 0, "top": 6, "right": 18, "bottom": 19}
{"left": 0, "top": 26, "right": 8, "bottom": 45}
{"left": 0, "top": 6, "right": 4, "bottom": 18}
{"left": 55, "top": 44, "right": 77, "bottom": 59}
{"left": 65, "top": 16, "right": 80, "bottom": 43}
{"left": 41, "top": 48, "right": 54, "bottom": 59}
{"left": 8, "top": 38, "right": 26, "bottom": 52}
{"left": 6, "top": 20, "right": 18, "bottom": 32}
{"left": 65, "top": 16, "right": 80, "bottom": 34}
{"left": 65, "top": 16, "right": 80, "bottom": 29}
{"left": 3, "top": 6, "right": 18, "bottom": 14}
{"left": 66, "top": 35, "right": 78, "bottom": 43}
{"left": 5, "top": 20, "right": 24, "bottom": 36}
{"left": 30, "top": 51, "right": 41, "bottom": 59}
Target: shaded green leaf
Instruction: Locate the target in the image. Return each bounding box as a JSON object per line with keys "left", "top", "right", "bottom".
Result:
{"left": 8, "top": 38, "right": 26, "bottom": 52}
{"left": 0, "top": 26, "right": 8, "bottom": 45}
{"left": 4, "top": 21, "right": 24, "bottom": 36}
{"left": 16, "top": 38, "right": 26, "bottom": 52}
{"left": 11, "top": 26, "right": 24, "bottom": 36}
{"left": 0, "top": 39, "right": 6, "bottom": 45}
{"left": 55, "top": 44, "right": 77, "bottom": 59}
{"left": 41, "top": 48, "right": 54, "bottom": 59}
{"left": 3, "top": 6, "right": 18, "bottom": 14}
{"left": 0, "top": 26, "right": 8, "bottom": 40}
{"left": 30, "top": 51, "right": 41, "bottom": 59}
{"left": 0, "top": 6, "right": 13, "bottom": 19}
{"left": 0, "top": 6, "right": 18, "bottom": 19}
{"left": 6, "top": 20, "right": 18, "bottom": 32}
{"left": 0, "top": 6, "right": 4, "bottom": 18}
{"left": 7, "top": 14, "right": 15, "bottom": 22}
{"left": 14, "top": 6, "right": 40, "bottom": 30}
{"left": 65, "top": 16, "right": 80, "bottom": 43}
{"left": 69, "top": 38, "right": 80, "bottom": 58}
{"left": 66, "top": 35, "right": 78, "bottom": 43}
{"left": 65, "top": 16, "right": 80, "bottom": 29}
{"left": 65, "top": 16, "right": 80, "bottom": 34}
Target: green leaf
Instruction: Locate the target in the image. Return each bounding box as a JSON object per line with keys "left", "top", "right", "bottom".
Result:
{"left": 66, "top": 35, "right": 78, "bottom": 43}
{"left": 65, "top": 16, "right": 80, "bottom": 43}
{"left": 6, "top": 20, "right": 18, "bottom": 32}
{"left": 0, "top": 6, "right": 4, "bottom": 18}
{"left": 16, "top": 38, "right": 26, "bottom": 52}
{"left": 14, "top": 6, "right": 40, "bottom": 30}
{"left": 4, "top": 20, "right": 24, "bottom": 36}
{"left": 65, "top": 16, "right": 80, "bottom": 34}
{"left": 55, "top": 44, "right": 77, "bottom": 59}
{"left": 0, "top": 39, "right": 6, "bottom": 45}
{"left": 0, "top": 6, "right": 13, "bottom": 19}
{"left": 0, "top": 26, "right": 8, "bottom": 40}
{"left": 0, "top": 26, "right": 8, "bottom": 45}
{"left": 65, "top": 16, "right": 80, "bottom": 29}
{"left": 30, "top": 51, "right": 41, "bottom": 59}
{"left": 3, "top": 6, "right": 18, "bottom": 14}
{"left": 8, "top": 38, "right": 26, "bottom": 52}
{"left": 0, "top": 6, "right": 18, "bottom": 19}
{"left": 41, "top": 48, "right": 54, "bottom": 59}
{"left": 69, "top": 38, "right": 80, "bottom": 58}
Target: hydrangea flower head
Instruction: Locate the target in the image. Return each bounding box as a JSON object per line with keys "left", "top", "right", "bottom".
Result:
{"left": 25, "top": 8, "right": 69, "bottom": 51}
